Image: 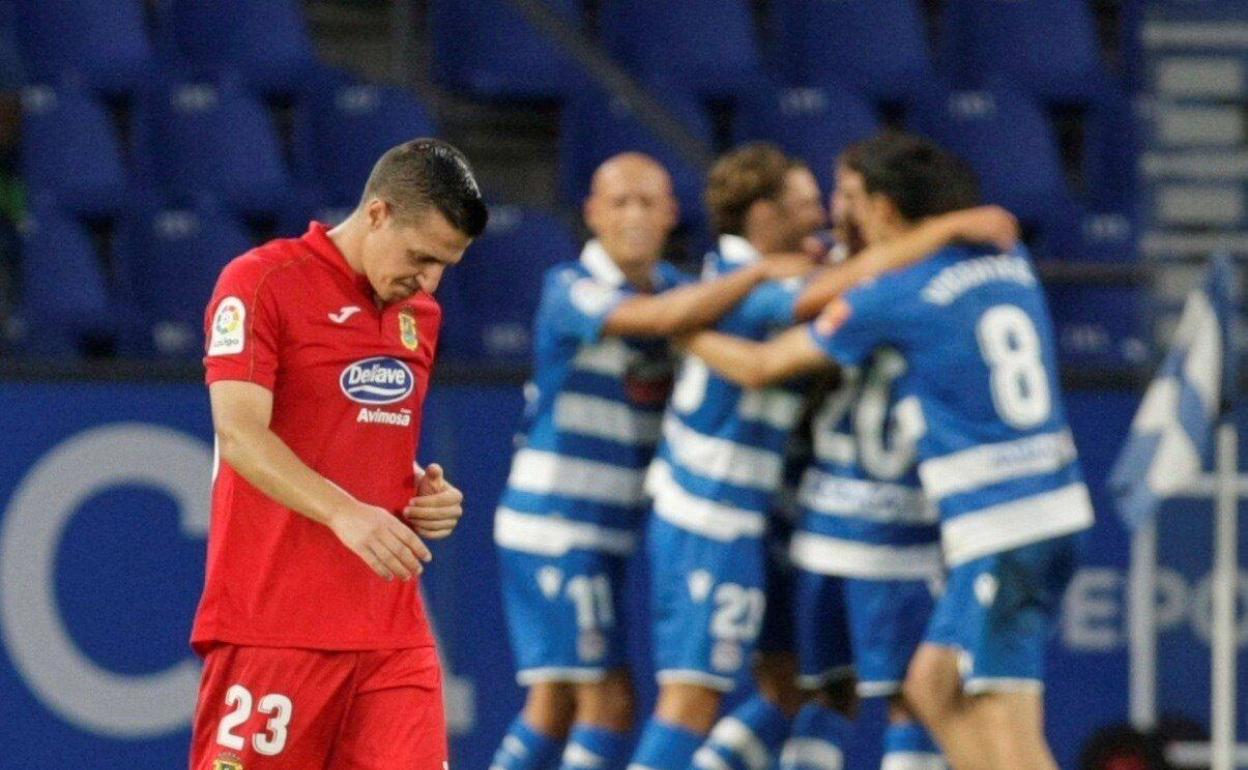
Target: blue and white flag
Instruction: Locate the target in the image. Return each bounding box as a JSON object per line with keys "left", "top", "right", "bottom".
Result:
{"left": 1109, "top": 256, "right": 1238, "bottom": 530}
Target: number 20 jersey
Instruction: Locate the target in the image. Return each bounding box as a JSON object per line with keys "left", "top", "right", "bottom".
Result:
{"left": 810, "top": 243, "right": 1094, "bottom": 567}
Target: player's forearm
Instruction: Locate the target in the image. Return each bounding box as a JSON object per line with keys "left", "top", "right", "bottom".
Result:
{"left": 793, "top": 216, "right": 962, "bottom": 319}
{"left": 605, "top": 263, "right": 766, "bottom": 337}
{"left": 684, "top": 330, "right": 772, "bottom": 388}
{"left": 216, "top": 424, "right": 356, "bottom": 527}
{"left": 652, "top": 263, "right": 768, "bottom": 335}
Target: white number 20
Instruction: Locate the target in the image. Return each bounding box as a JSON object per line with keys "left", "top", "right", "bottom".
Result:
{"left": 976, "top": 305, "right": 1051, "bottom": 429}
{"left": 217, "top": 684, "right": 293, "bottom": 756}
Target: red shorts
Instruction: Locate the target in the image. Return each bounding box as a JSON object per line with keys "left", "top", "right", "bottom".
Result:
{"left": 189, "top": 645, "right": 446, "bottom": 770}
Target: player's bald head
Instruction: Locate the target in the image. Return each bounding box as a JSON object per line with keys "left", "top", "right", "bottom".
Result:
{"left": 589, "top": 153, "right": 673, "bottom": 198}
{"left": 583, "top": 153, "right": 678, "bottom": 274}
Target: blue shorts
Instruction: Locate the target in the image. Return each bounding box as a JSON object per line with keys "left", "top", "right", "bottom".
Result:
{"left": 648, "top": 515, "right": 767, "bottom": 691}
{"left": 757, "top": 524, "right": 796, "bottom": 655}
{"left": 795, "top": 570, "right": 937, "bottom": 696}
{"left": 925, "top": 535, "right": 1078, "bottom": 693}
{"left": 498, "top": 545, "right": 630, "bottom": 685}
{"left": 793, "top": 569, "right": 854, "bottom": 691}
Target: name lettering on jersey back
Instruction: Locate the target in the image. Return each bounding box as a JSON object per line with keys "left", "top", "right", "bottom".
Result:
{"left": 921, "top": 254, "right": 1036, "bottom": 306}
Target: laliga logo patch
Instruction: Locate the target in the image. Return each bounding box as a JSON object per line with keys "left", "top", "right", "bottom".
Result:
{"left": 340, "top": 357, "right": 415, "bottom": 405}
{"left": 569, "top": 277, "right": 618, "bottom": 317}
{"left": 207, "top": 296, "right": 246, "bottom": 356}
{"left": 399, "top": 308, "right": 420, "bottom": 352}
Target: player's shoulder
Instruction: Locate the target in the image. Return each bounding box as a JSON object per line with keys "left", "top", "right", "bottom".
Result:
{"left": 217, "top": 235, "right": 313, "bottom": 290}
{"left": 542, "top": 259, "right": 592, "bottom": 293}
{"left": 846, "top": 257, "right": 928, "bottom": 304}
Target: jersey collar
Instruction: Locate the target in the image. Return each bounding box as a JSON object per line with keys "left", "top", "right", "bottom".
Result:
{"left": 304, "top": 221, "right": 375, "bottom": 300}
{"left": 718, "top": 234, "right": 762, "bottom": 266}
{"left": 579, "top": 239, "right": 628, "bottom": 287}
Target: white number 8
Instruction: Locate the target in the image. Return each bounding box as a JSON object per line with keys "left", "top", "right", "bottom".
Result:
{"left": 217, "top": 684, "right": 293, "bottom": 756}
{"left": 976, "top": 305, "right": 1051, "bottom": 429}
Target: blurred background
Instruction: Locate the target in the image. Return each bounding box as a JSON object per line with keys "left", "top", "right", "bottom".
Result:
{"left": 0, "top": 1, "right": 1244, "bottom": 768}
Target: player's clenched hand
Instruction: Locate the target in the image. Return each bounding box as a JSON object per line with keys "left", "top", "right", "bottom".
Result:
{"left": 327, "top": 500, "right": 432, "bottom": 581}
{"left": 946, "top": 205, "right": 1020, "bottom": 251}
{"left": 402, "top": 464, "right": 464, "bottom": 540}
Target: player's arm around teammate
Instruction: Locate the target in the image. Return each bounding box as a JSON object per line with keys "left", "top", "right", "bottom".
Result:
{"left": 681, "top": 204, "right": 1021, "bottom": 389}
{"left": 491, "top": 153, "right": 814, "bottom": 770}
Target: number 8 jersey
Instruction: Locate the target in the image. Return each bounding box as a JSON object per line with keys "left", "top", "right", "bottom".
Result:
{"left": 810, "top": 243, "right": 1094, "bottom": 567}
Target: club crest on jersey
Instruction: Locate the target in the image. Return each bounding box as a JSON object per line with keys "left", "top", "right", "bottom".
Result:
{"left": 212, "top": 753, "right": 243, "bottom": 770}
{"left": 399, "top": 308, "right": 420, "bottom": 351}
{"left": 340, "top": 357, "right": 415, "bottom": 405}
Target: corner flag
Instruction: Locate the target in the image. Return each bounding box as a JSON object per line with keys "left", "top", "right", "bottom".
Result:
{"left": 1109, "top": 256, "right": 1237, "bottom": 530}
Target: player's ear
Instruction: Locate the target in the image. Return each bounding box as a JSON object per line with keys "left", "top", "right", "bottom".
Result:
{"left": 742, "top": 198, "right": 775, "bottom": 237}
{"left": 870, "top": 193, "right": 899, "bottom": 229}
{"left": 582, "top": 194, "right": 597, "bottom": 233}
{"left": 366, "top": 197, "right": 389, "bottom": 231}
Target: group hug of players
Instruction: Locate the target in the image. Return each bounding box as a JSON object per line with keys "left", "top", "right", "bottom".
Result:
{"left": 488, "top": 133, "right": 1094, "bottom": 770}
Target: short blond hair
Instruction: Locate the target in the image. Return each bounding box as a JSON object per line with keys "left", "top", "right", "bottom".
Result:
{"left": 705, "top": 142, "right": 796, "bottom": 236}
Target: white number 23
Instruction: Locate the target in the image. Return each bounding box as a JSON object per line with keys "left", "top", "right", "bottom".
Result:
{"left": 217, "top": 684, "right": 294, "bottom": 756}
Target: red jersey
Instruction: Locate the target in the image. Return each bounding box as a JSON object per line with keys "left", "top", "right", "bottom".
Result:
{"left": 192, "top": 222, "right": 438, "bottom": 653}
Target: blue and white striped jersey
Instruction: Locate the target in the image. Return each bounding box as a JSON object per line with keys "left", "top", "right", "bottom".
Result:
{"left": 789, "top": 350, "right": 942, "bottom": 580}
{"left": 647, "top": 235, "right": 806, "bottom": 542}
{"left": 810, "top": 243, "right": 1094, "bottom": 567}
{"left": 494, "top": 240, "right": 685, "bottom": 557}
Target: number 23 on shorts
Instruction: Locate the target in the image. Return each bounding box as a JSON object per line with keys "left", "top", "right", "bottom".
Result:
{"left": 216, "top": 683, "right": 294, "bottom": 757}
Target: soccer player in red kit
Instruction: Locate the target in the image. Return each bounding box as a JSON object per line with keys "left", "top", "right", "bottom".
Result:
{"left": 188, "top": 138, "right": 488, "bottom": 770}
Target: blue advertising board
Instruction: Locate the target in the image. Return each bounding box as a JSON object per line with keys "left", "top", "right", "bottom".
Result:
{"left": 0, "top": 381, "right": 1241, "bottom": 768}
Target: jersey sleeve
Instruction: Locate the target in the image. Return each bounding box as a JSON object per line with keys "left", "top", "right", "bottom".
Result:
{"left": 203, "top": 254, "right": 282, "bottom": 390}
{"left": 658, "top": 261, "right": 695, "bottom": 288}
{"left": 543, "top": 268, "right": 629, "bottom": 345}
{"left": 738, "top": 279, "right": 801, "bottom": 330}
{"left": 808, "top": 275, "right": 904, "bottom": 366}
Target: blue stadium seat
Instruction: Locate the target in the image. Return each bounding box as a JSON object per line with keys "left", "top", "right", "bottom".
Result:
{"left": 939, "top": 0, "right": 1108, "bottom": 104}
{"left": 295, "top": 82, "right": 438, "bottom": 207}
{"left": 430, "top": 0, "right": 587, "bottom": 101}
{"left": 558, "top": 87, "right": 713, "bottom": 240}
{"left": 0, "top": 2, "right": 25, "bottom": 91}
{"left": 158, "top": 0, "right": 317, "bottom": 96}
{"left": 16, "top": 200, "right": 112, "bottom": 356}
{"left": 769, "top": 0, "right": 934, "bottom": 103}
{"left": 909, "top": 87, "right": 1072, "bottom": 230}
{"left": 599, "top": 0, "right": 765, "bottom": 100}
{"left": 136, "top": 81, "right": 293, "bottom": 218}
{"left": 438, "top": 206, "right": 580, "bottom": 361}
{"left": 732, "top": 83, "right": 880, "bottom": 193}
{"left": 20, "top": 85, "right": 127, "bottom": 218}
{"left": 15, "top": 0, "right": 153, "bottom": 97}
{"left": 115, "top": 196, "right": 254, "bottom": 358}
{"left": 1083, "top": 87, "right": 1140, "bottom": 211}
